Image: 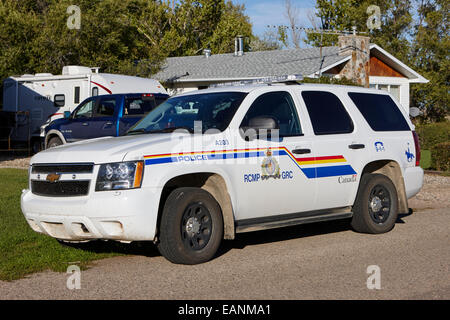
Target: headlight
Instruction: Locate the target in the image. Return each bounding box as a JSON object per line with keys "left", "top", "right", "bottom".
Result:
{"left": 96, "top": 161, "right": 144, "bottom": 191}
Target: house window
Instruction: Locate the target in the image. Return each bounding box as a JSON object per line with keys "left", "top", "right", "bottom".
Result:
{"left": 370, "top": 84, "right": 401, "bottom": 102}
{"left": 389, "top": 85, "right": 400, "bottom": 102}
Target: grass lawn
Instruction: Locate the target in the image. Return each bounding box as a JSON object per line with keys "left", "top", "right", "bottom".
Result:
{"left": 0, "top": 168, "right": 152, "bottom": 281}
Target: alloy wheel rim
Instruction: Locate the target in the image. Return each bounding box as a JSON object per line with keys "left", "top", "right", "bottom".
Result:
{"left": 368, "top": 184, "right": 391, "bottom": 224}
{"left": 181, "top": 202, "right": 212, "bottom": 250}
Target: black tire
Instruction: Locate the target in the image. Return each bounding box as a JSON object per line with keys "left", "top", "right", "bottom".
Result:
{"left": 31, "top": 139, "right": 42, "bottom": 154}
{"left": 351, "top": 173, "right": 398, "bottom": 234}
{"left": 47, "top": 136, "right": 63, "bottom": 149}
{"left": 157, "top": 187, "right": 223, "bottom": 264}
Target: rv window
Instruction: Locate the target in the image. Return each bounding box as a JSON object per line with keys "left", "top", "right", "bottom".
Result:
{"left": 54, "top": 95, "right": 65, "bottom": 107}
{"left": 92, "top": 87, "right": 98, "bottom": 96}
{"left": 74, "top": 87, "right": 80, "bottom": 104}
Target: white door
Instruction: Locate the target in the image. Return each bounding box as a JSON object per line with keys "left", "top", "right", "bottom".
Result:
{"left": 231, "top": 90, "right": 317, "bottom": 221}
{"left": 298, "top": 89, "right": 363, "bottom": 210}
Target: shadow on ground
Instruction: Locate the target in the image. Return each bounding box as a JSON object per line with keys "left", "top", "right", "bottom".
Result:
{"left": 63, "top": 209, "right": 415, "bottom": 260}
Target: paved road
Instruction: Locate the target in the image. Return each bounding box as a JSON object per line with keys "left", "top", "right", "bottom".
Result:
{"left": 1, "top": 196, "right": 449, "bottom": 300}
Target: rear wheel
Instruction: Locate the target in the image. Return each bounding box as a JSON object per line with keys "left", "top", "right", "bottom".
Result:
{"left": 157, "top": 187, "right": 223, "bottom": 264}
{"left": 47, "top": 136, "right": 63, "bottom": 149}
{"left": 351, "top": 173, "right": 398, "bottom": 234}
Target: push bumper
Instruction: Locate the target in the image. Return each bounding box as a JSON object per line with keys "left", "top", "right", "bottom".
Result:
{"left": 21, "top": 187, "right": 162, "bottom": 241}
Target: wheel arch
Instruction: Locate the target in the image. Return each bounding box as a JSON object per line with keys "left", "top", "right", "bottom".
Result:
{"left": 157, "top": 172, "right": 236, "bottom": 240}
{"left": 360, "top": 160, "right": 409, "bottom": 214}
{"left": 44, "top": 130, "right": 66, "bottom": 149}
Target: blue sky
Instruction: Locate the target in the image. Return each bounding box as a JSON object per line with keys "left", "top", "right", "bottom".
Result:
{"left": 232, "top": 0, "right": 318, "bottom": 37}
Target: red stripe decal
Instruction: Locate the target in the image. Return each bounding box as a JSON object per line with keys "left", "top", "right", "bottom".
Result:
{"left": 91, "top": 81, "right": 112, "bottom": 94}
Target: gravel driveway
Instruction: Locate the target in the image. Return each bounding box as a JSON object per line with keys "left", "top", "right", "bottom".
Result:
{"left": 1, "top": 155, "right": 448, "bottom": 300}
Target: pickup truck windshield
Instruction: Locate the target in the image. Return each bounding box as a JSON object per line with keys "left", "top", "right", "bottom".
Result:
{"left": 127, "top": 92, "right": 247, "bottom": 134}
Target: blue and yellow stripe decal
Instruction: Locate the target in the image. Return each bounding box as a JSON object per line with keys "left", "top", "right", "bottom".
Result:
{"left": 143, "top": 147, "right": 356, "bottom": 179}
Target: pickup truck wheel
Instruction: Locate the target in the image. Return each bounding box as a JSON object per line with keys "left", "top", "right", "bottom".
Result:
{"left": 351, "top": 173, "right": 398, "bottom": 234}
{"left": 47, "top": 136, "right": 62, "bottom": 149}
{"left": 157, "top": 187, "right": 223, "bottom": 264}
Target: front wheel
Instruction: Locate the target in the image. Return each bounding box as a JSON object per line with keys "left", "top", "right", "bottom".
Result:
{"left": 351, "top": 173, "right": 399, "bottom": 234}
{"left": 157, "top": 187, "right": 223, "bottom": 264}
{"left": 47, "top": 136, "right": 63, "bottom": 149}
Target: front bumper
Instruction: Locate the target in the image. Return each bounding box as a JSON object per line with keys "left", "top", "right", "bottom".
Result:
{"left": 21, "top": 186, "right": 162, "bottom": 241}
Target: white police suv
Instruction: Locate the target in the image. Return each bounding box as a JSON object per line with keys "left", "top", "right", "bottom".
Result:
{"left": 21, "top": 80, "right": 424, "bottom": 264}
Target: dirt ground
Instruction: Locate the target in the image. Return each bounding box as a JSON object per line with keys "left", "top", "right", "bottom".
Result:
{"left": 0, "top": 155, "right": 449, "bottom": 300}
{"left": 0, "top": 154, "right": 31, "bottom": 169}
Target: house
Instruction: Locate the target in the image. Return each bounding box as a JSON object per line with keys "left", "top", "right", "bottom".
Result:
{"left": 153, "top": 34, "right": 428, "bottom": 113}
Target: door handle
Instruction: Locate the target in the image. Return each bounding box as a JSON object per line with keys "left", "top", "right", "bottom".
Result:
{"left": 348, "top": 144, "right": 365, "bottom": 149}
{"left": 105, "top": 121, "right": 113, "bottom": 125}
{"left": 82, "top": 122, "right": 89, "bottom": 126}
{"left": 292, "top": 148, "right": 311, "bottom": 154}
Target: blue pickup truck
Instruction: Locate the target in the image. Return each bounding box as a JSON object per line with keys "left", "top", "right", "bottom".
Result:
{"left": 44, "top": 93, "right": 169, "bottom": 148}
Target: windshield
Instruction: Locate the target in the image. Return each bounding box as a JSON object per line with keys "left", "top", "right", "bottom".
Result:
{"left": 127, "top": 91, "right": 247, "bottom": 134}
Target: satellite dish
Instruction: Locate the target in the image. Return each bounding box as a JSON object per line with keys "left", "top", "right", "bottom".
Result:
{"left": 409, "top": 107, "right": 421, "bottom": 117}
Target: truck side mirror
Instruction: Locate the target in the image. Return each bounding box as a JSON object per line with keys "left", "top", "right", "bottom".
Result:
{"left": 64, "top": 111, "right": 71, "bottom": 118}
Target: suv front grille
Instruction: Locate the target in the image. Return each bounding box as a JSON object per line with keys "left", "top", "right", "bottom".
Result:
{"left": 31, "top": 180, "right": 90, "bottom": 197}
{"left": 32, "top": 163, "right": 93, "bottom": 174}
{"left": 30, "top": 163, "right": 94, "bottom": 197}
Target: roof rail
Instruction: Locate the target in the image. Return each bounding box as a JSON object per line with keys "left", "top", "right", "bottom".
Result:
{"left": 209, "top": 74, "right": 303, "bottom": 88}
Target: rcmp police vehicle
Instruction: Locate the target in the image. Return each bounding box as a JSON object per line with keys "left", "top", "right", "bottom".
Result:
{"left": 21, "top": 76, "right": 424, "bottom": 264}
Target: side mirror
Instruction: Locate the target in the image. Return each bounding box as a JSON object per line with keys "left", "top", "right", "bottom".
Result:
{"left": 248, "top": 116, "right": 279, "bottom": 130}
{"left": 64, "top": 111, "right": 71, "bottom": 118}
{"left": 241, "top": 116, "right": 280, "bottom": 141}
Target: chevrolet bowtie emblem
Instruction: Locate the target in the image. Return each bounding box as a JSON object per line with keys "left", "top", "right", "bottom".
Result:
{"left": 46, "top": 173, "right": 61, "bottom": 183}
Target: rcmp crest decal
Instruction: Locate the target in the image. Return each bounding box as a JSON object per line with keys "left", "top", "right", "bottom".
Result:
{"left": 261, "top": 149, "right": 281, "bottom": 180}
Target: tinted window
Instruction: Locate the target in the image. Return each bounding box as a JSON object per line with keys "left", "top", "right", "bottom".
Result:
{"left": 240, "top": 91, "right": 302, "bottom": 137}
{"left": 301, "top": 91, "right": 353, "bottom": 135}
{"left": 123, "top": 96, "right": 165, "bottom": 117}
{"left": 54, "top": 94, "right": 65, "bottom": 107}
{"left": 348, "top": 92, "right": 410, "bottom": 131}
{"left": 95, "top": 98, "right": 116, "bottom": 117}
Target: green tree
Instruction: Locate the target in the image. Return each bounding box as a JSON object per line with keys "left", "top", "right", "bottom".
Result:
{"left": 305, "top": 0, "right": 413, "bottom": 62}
{"left": 0, "top": 0, "right": 253, "bottom": 82}
{"left": 410, "top": 0, "right": 449, "bottom": 122}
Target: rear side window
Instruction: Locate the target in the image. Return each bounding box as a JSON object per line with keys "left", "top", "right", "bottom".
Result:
{"left": 348, "top": 93, "right": 410, "bottom": 131}
{"left": 95, "top": 98, "right": 116, "bottom": 117}
{"left": 123, "top": 97, "right": 157, "bottom": 117}
{"left": 301, "top": 91, "right": 353, "bottom": 135}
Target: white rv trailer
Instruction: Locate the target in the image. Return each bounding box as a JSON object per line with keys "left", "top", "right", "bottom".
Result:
{"left": 2, "top": 66, "right": 168, "bottom": 148}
